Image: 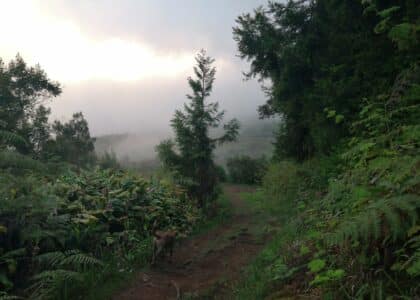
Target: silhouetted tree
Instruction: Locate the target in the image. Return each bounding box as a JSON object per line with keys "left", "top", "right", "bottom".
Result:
{"left": 157, "top": 50, "right": 239, "bottom": 207}
{"left": 0, "top": 54, "right": 61, "bottom": 154}
{"left": 50, "top": 112, "right": 96, "bottom": 167}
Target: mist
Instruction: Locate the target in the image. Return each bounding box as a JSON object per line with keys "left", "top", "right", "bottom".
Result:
{"left": 1, "top": 0, "right": 274, "bottom": 165}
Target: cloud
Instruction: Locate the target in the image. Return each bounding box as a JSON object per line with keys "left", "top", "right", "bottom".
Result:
{"left": 0, "top": 0, "right": 268, "bottom": 137}
{"left": 0, "top": 0, "right": 198, "bottom": 82}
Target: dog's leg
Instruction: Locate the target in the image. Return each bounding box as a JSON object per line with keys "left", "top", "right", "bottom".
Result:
{"left": 151, "top": 241, "right": 157, "bottom": 265}
{"left": 168, "top": 243, "right": 174, "bottom": 263}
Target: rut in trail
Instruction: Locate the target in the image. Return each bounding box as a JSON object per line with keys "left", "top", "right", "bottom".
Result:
{"left": 113, "top": 185, "right": 268, "bottom": 300}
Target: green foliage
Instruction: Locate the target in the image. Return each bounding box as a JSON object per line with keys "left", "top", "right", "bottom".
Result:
{"left": 97, "top": 150, "right": 120, "bottom": 170}
{"left": 235, "top": 64, "right": 419, "bottom": 295}
{"left": 0, "top": 55, "right": 61, "bottom": 155}
{"left": 50, "top": 112, "right": 96, "bottom": 167}
{"left": 0, "top": 130, "right": 27, "bottom": 149}
{"left": 0, "top": 168, "right": 199, "bottom": 298}
{"left": 28, "top": 250, "right": 102, "bottom": 300}
{"left": 328, "top": 195, "right": 420, "bottom": 245}
{"left": 388, "top": 23, "right": 419, "bottom": 50}
{"left": 214, "top": 165, "right": 227, "bottom": 183}
{"left": 0, "top": 150, "right": 46, "bottom": 173}
{"left": 234, "top": 0, "right": 419, "bottom": 161}
{"left": 308, "top": 259, "right": 326, "bottom": 273}
{"left": 234, "top": 0, "right": 420, "bottom": 297}
{"left": 226, "top": 155, "right": 267, "bottom": 185}
{"left": 310, "top": 269, "right": 345, "bottom": 287}
{"left": 0, "top": 55, "right": 96, "bottom": 167}
{"left": 157, "top": 50, "right": 239, "bottom": 207}
{"left": 0, "top": 291, "right": 20, "bottom": 300}
{"left": 233, "top": 220, "right": 301, "bottom": 300}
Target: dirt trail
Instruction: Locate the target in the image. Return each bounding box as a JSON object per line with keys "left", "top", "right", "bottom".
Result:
{"left": 113, "top": 185, "right": 267, "bottom": 300}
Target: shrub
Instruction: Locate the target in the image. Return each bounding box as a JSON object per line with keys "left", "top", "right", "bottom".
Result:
{"left": 215, "top": 164, "right": 227, "bottom": 182}
{"left": 226, "top": 155, "right": 267, "bottom": 184}
{"left": 97, "top": 150, "right": 120, "bottom": 170}
{"left": 0, "top": 168, "right": 199, "bottom": 298}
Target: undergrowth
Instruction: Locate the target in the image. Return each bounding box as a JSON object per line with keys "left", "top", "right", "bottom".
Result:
{"left": 0, "top": 168, "right": 199, "bottom": 299}
{"left": 234, "top": 64, "right": 420, "bottom": 299}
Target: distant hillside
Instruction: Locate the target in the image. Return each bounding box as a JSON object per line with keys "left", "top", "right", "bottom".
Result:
{"left": 95, "top": 118, "right": 278, "bottom": 170}
{"left": 214, "top": 119, "right": 277, "bottom": 165}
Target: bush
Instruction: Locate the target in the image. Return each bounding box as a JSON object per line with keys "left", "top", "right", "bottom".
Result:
{"left": 215, "top": 165, "right": 227, "bottom": 182}
{"left": 226, "top": 155, "right": 267, "bottom": 184}
{"left": 0, "top": 167, "right": 199, "bottom": 299}
{"left": 97, "top": 150, "right": 120, "bottom": 170}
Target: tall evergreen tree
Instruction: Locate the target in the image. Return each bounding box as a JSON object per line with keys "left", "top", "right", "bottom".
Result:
{"left": 233, "top": 0, "right": 417, "bottom": 161}
{"left": 157, "top": 50, "right": 239, "bottom": 207}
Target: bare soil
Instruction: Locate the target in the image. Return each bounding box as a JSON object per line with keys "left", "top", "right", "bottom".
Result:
{"left": 112, "top": 185, "right": 268, "bottom": 300}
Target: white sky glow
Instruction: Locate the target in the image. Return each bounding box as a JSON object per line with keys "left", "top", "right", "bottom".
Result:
{"left": 0, "top": 0, "right": 195, "bottom": 83}
{"left": 0, "top": 0, "right": 266, "bottom": 137}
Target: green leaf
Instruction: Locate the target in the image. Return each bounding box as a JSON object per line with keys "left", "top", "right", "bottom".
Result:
{"left": 300, "top": 245, "right": 310, "bottom": 256}
{"left": 335, "top": 114, "right": 344, "bottom": 124}
{"left": 407, "top": 226, "right": 420, "bottom": 238}
{"left": 0, "top": 272, "right": 13, "bottom": 290}
{"left": 406, "top": 259, "right": 420, "bottom": 276}
{"left": 388, "top": 23, "right": 416, "bottom": 50}
{"left": 0, "top": 226, "right": 7, "bottom": 234}
{"left": 308, "top": 258, "right": 326, "bottom": 273}
{"left": 377, "top": 6, "right": 400, "bottom": 18}
{"left": 310, "top": 269, "right": 345, "bottom": 286}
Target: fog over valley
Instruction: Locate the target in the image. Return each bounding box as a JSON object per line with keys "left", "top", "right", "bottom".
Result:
{"left": 0, "top": 0, "right": 272, "bottom": 163}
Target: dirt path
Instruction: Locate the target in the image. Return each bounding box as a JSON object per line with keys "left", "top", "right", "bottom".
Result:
{"left": 112, "top": 185, "right": 267, "bottom": 300}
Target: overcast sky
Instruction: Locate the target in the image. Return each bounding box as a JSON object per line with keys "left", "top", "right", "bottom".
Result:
{"left": 1, "top": 0, "right": 268, "bottom": 136}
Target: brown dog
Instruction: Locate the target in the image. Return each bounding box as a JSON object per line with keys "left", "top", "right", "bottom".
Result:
{"left": 151, "top": 229, "right": 177, "bottom": 265}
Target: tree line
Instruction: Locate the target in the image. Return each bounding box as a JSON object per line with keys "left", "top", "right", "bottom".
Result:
{"left": 0, "top": 55, "right": 95, "bottom": 166}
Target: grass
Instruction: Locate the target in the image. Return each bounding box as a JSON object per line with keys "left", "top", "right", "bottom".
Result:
{"left": 191, "top": 191, "right": 233, "bottom": 236}
{"left": 232, "top": 219, "right": 302, "bottom": 300}
{"left": 232, "top": 187, "right": 305, "bottom": 299}
{"left": 83, "top": 238, "right": 153, "bottom": 300}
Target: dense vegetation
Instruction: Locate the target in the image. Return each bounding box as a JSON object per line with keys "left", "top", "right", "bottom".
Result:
{"left": 0, "top": 56, "right": 96, "bottom": 166}
{"left": 0, "top": 57, "right": 200, "bottom": 299}
{"left": 233, "top": 0, "right": 420, "bottom": 298}
{"left": 226, "top": 155, "right": 267, "bottom": 185}
{"left": 1, "top": 0, "right": 418, "bottom": 298}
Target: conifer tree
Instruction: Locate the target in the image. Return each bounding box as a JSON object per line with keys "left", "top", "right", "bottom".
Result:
{"left": 157, "top": 50, "right": 239, "bottom": 207}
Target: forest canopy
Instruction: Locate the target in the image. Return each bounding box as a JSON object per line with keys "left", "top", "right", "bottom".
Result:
{"left": 234, "top": 0, "right": 419, "bottom": 160}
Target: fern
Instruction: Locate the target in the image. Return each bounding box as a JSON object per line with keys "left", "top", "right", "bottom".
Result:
{"left": 0, "top": 150, "right": 45, "bottom": 172}
{"left": 36, "top": 250, "right": 102, "bottom": 270}
{"left": 60, "top": 251, "right": 103, "bottom": 269}
{"left": 0, "top": 130, "right": 27, "bottom": 148}
{"left": 35, "top": 251, "right": 66, "bottom": 269}
{"left": 0, "top": 292, "right": 21, "bottom": 300}
{"left": 29, "top": 269, "right": 82, "bottom": 300}
{"left": 328, "top": 194, "right": 420, "bottom": 246}
{"left": 30, "top": 250, "right": 102, "bottom": 299}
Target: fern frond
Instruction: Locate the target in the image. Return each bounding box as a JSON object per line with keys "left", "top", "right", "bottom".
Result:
{"left": 35, "top": 251, "right": 66, "bottom": 269}
{"left": 0, "top": 292, "right": 22, "bottom": 300}
{"left": 31, "top": 269, "right": 82, "bottom": 282}
{"left": 0, "top": 248, "right": 26, "bottom": 260}
{"left": 0, "top": 130, "right": 27, "bottom": 147}
{"left": 0, "top": 150, "right": 45, "bottom": 171}
{"left": 61, "top": 250, "right": 103, "bottom": 269}
{"left": 328, "top": 194, "right": 420, "bottom": 246}
{"left": 29, "top": 269, "right": 82, "bottom": 300}
{"left": 36, "top": 250, "right": 102, "bottom": 270}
